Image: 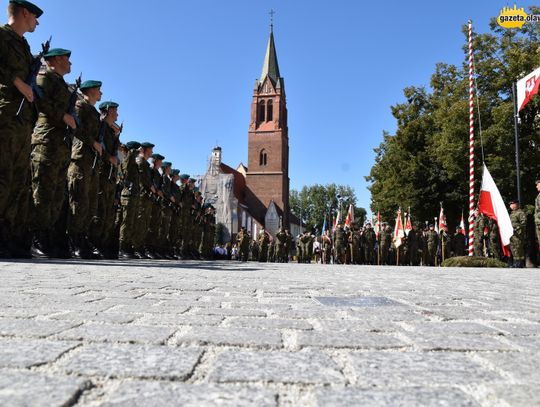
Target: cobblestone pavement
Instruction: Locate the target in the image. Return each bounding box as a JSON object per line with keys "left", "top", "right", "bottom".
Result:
{"left": 0, "top": 260, "right": 539, "bottom": 406}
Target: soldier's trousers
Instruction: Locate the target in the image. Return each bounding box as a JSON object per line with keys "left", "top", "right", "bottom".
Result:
{"left": 133, "top": 195, "right": 153, "bottom": 251}
{"left": 89, "top": 175, "right": 116, "bottom": 247}
{"left": 158, "top": 205, "right": 172, "bottom": 250}
{"left": 30, "top": 143, "right": 70, "bottom": 232}
{"left": 180, "top": 214, "right": 192, "bottom": 253}
{"left": 3, "top": 122, "right": 33, "bottom": 241}
{"left": 169, "top": 211, "right": 181, "bottom": 249}
{"left": 119, "top": 195, "right": 139, "bottom": 250}
{"left": 67, "top": 162, "right": 99, "bottom": 237}
{"left": 146, "top": 201, "right": 161, "bottom": 248}
{"left": 510, "top": 235, "right": 525, "bottom": 261}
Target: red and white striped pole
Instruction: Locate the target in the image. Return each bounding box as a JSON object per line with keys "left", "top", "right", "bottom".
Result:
{"left": 468, "top": 20, "right": 475, "bottom": 256}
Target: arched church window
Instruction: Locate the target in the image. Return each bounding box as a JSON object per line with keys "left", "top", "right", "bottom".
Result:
{"left": 258, "top": 100, "right": 265, "bottom": 123}
{"left": 266, "top": 100, "right": 273, "bottom": 122}
{"left": 259, "top": 149, "right": 268, "bottom": 166}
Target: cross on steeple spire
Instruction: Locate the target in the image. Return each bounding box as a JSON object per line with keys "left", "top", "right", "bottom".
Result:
{"left": 269, "top": 9, "right": 275, "bottom": 31}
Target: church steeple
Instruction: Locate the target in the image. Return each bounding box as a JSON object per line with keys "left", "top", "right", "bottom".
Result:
{"left": 260, "top": 29, "right": 281, "bottom": 86}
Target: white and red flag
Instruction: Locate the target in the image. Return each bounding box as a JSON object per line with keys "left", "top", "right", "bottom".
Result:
{"left": 478, "top": 165, "right": 514, "bottom": 256}
{"left": 374, "top": 211, "right": 381, "bottom": 238}
{"left": 459, "top": 211, "right": 465, "bottom": 232}
{"left": 405, "top": 210, "right": 413, "bottom": 236}
{"left": 393, "top": 208, "right": 405, "bottom": 248}
{"left": 438, "top": 205, "right": 446, "bottom": 231}
{"left": 517, "top": 67, "right": 540, "bottom": 111}
{"left": 344, "top": 204, "right": 354, "bottom": 227}
{"left": 333, "top": 209, "right": 341, "bottom": 232}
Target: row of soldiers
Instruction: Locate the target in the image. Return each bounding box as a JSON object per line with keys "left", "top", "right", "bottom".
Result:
{"left": 0, "top": 0, "right": 217, "bottom": 260}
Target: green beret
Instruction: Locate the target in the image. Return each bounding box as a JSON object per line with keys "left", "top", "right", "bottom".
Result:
{"left": 80, "top": 80, "right": 102, "bottom": 90}
{"left": 140, "top": 142, "right": 154, "bottom": 149}
{"left": 189, "top": 178, "right": 196, "bottom": 183}
{"left": 44, "top": 48, "right": 71, "bottom": 59}
{"left": 151, "top": 153, "right": 165, "bottom": 161}
{"left": 172, "top": 169, "right": 180, "bottom": 176}
{"left": 98, "top": 101, "right": 119, "bottom": 111}
{"left": 180, "top": 174, "right": 190, "bottom": 180}
{"left": 162, "top": 161, "right": 172, "bottom": 168}
{"left": 125, "top": 141, "right": 141, "bottom": 150}
{"left": 10, "top": 0, "right": 43, "bottom": 18}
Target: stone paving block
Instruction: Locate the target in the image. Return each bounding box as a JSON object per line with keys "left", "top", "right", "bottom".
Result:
{"left": 487, "top": 322, "right": 540, "bottom": 336}
{"left": 136, "top": 314, "right": 223, "bottom": 326}
{"left": 297, "top": 331, "right": 406, "bottom": 349}
{"left": 105, "top": 304, "right": 190, "bottom": 314}
{"left": 315, "top": 387, "right": 479, "bottom": 407}
{"left": 484, "top": 384, "right": 540, "bottom": 407}
{"left": 209, "top": 349, "right": 345, "bottom": 384}
{"left": 0, "top": 318, "right": 77, "bottom": 338}
{"left": 407, "top": 333, "right": 514, "bottom": 351}
{"left": 223, "top": 317, "right": 313, "bottom": 330}
{"left": 173, "top": 327, "right": 282, "bottom": 348}
{"left": 348, "top": 351, "right": 503, "bottom": 387}
{"left": 0, "top": 370, "right": 90, "bottom": 407}
{"left": 503, "top": 335, "right": 540, "bottom": 350}
{"left": 0, "top": 338, "right": 79, "bottom": 368}
{"left": 0, "top": 307, "right": 40, "bottom": 318}
{"left": 190, "top": 307, "right": 267, "bottom": 317}
{"left": 56, "top": 323, "right": 175, "bottom": 344}
{"left": 477, "top": 351, "right": 540, "bottom": 382}
{"left": 403, "top": 321, "right": 501, "bottom": 335}
{"left": 60, "top": 344, "right": 202, "bottom": 379}
{"left": 315, "top": 319, "right": 402, "bottom": 332}
{"left": 100, "top": 381, "right": 277, "bottom": 407}
{"left": 48, "top": 311, "right": 139, "bottom": 324}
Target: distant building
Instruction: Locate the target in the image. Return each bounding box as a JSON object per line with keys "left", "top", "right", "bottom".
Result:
{"left": 200, "top": 26, "right": 301, "bottom": 240}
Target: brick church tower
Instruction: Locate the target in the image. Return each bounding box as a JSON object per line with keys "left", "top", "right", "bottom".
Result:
{"left": 245, "top": 26, "right": 290, "bottom": 230}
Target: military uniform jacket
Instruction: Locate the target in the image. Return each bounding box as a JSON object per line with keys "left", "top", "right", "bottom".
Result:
{"left": 151, "top": 167, "right": 162, "bottom": 193}
{"left": 510, "top": 209, "right": 526, "bottom": 238}
{"left": 32, "top": 68, "right": 70, "bottom": 146}
{"left": 179, "top": 185, "right": 194, "bottom": 214}
{"left": 72, "top": 100, "right": 100, "bottom": 166}
{"left": 162, "top": 174, "right": 172, "bottom": 201}
{"left": 121, "top": 150, "right": 139, "bottom": 197}
{"left": 0, "top": 24, "right": 32, "bottom": 119}
{"left": 136, "top": 156, "right": 152, "bottom": 195}
{"left": 276, "top": 231, "right": 287, "bottom": 245}
{"left": 535, "top": 193, "right": 540, "bottom": 228}
{"left": 99, "top": 123, "right": 119, "bottom": 178}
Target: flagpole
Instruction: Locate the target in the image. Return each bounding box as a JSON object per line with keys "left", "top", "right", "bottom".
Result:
{"left": 512, "top": 81, "right": 522, "bottom": 206}
{"left": 467, "top": 20, "right": 475, "bottom": 256}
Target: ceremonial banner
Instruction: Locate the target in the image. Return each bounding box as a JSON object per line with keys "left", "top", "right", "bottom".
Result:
{"left": 438, "top": 205, "right": 446, "bottom": 231}
{"left": 517, "top": 67, "right": 540, "bottom": 111}
{"left": 393, "top": 208, "right": 405, "bottom": 248}
{"left": 405, "top": 212, "right": 413, "bottom": 236}
{"left": 344, "top": 204, "right": 354, "bottom": 227}
{"left": 478, "top": 165, "right": 514, "bottom": 256}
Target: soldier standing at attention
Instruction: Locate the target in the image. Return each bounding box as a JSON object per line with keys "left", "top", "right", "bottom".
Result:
{"left": 275, "top": 226, "right": 287, "bottom": 262}
{"left": 535, "top": 179, "right": 540, "bottom": 259}
{"left": 118, "top": 141, "right": 141, "bottom": 259}
{"left": 0, "top": 0, "right": 43, "bottom": 257}
{"left": 132, "top": 142, "right": 155, "bottom": 258}
{"left": 158, "top": 161, "right": 174, "bottom": 258}
{"left": 30, "top": 48, "right": 76, "bottom": 257}
{"left": 363, "top": 223, "right": 376, "bottom": 265}
{"left": 333, "top": 223, "right": 346, "bottom": 264}
{"left": 67, "top": 80, "right": 103, "bottom": 258}
{"left": 237, "top": 226, "right": 250, "bottom": 262}
{"left": 425, "top": 224, "right": 439, "bottom": 266}
{"left": 258, "top": 228, "right": 269, "bottom": 262}
{"left": 452, "top": 226, "right": 466, "bottom": 257}
{"left": 509, "top": 200, "right": 527, "bottom": 268}
{"left": 380, "top": 223, "right": 392, "bottom": 265}
{"left": 145, "top": 153, "right": 164, "bottom": 258}
{"left": 89, "top": 101, "right": 120, "bottom": 258}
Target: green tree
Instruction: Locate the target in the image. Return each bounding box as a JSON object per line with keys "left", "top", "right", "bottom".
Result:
{"left": 290, "top": 184, "right": 365, "bottom": 232}
{"left": 367, "top": 12, "right": 540, "bottom": 229}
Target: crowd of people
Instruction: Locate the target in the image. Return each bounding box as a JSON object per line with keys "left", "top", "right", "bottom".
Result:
{"left": 0, "top": 1, "right": 217, "bottom": 260}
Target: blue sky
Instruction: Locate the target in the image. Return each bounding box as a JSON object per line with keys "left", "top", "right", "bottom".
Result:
{"left": 25, "top": 0, "right": 516, "bottom": 212}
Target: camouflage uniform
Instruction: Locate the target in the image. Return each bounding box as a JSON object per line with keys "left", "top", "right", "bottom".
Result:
{"left": 118, "top": 147, "right": 140, "bottom": 256}
{"left": 510, "top": 207, "right": 527, "bottom": 266}
{"left": 473, "top": 213, "right": 488, "bottom": 257}
{"left": 145, "top": 162, "right": 162, "bottom": 256}
{"left": 0, "top": 24, "right": 35, "bottom": 253}
{"left": 333, "top": 226, "right": 346, "bottom": 264}
{"left": 67, "top": 99, "right": 100, "bottom": 250}
{"left": 275, "top": 229, "right": 287, "bottom": 262}
{"left": 237, "top": 229, "right": 250, "bottom": 261}
{"left": 30, "top": 67, "right": 71, "bottom": 250}
{"left": 425, "top": 229, "right": 439, "bottom": 266}
{"left": 258, "top": 231, "right": 269, "bottom": 262}
{"left": 535, "top": 189, "right": 540, "bottom": 249}
{"left": 380, "top": 226, "right": 392, "bottom": 265}
{"left": 179, "top": 183, "right": 194, "bottom": 257}
{"left": 363, "top": 227, "right": 376, "bottom": 265}
{"left": 132, "top": 154, "right": 153, "bottom": 255}
{"left": 158, "top": 169, "right": 174, "bottom": 256}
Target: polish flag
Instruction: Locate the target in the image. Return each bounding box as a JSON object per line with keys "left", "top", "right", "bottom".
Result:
{"left": 459, "top": 211, "right": 465, "bottom": 232}
{"left": 344, "top": 204, "right": 354, "bottom": 227}
{"left": 438, "top": 205, "right": 446, "bottom": 231}
{"left": 517, "top": 67, "right": 540, "bottom": 111}
{"left": 393, "top": 208, "right": 405, "bottom": 248}
{"left": 405, "top": 211, "right": 413, "bottom": 236}
{"left": 478, "top": 165, "right": 514, "bottom": 256}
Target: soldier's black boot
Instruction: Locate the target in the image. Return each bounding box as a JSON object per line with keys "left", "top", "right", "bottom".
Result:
{"left": 0, "top": 223, "right": 11, "bottom": 258}
{"left": 31, "top": 231, "right": 51, "bottom": 258}
{"left": 69, "top": 235, "right": 82, "bottom": 259}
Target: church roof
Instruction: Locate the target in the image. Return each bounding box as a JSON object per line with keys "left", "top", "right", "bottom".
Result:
{"left": 260, "top": 29, "right": 281, "bottom": 86}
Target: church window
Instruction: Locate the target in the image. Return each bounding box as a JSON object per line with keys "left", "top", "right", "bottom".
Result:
{"left": 259, "top": 149, "right": 268, "bottom": 166}
{"left": 266, "top": 100, "right": 273, "bottom": 121}
{"left": 258, "top": 100, "right": 265, "bottom": 122}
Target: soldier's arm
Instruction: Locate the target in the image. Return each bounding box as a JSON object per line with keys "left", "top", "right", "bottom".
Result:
{"left": 535, "top": 197, "right": 540, "bottom": 225}
{"left": 73, "top": 103, "right": 95, "bottom": 146}
{"left": 0, "top": 32, "right": 27, "bottom": 86}
{"left": 35, "top": 74, "right": 67, "bottom": 127}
